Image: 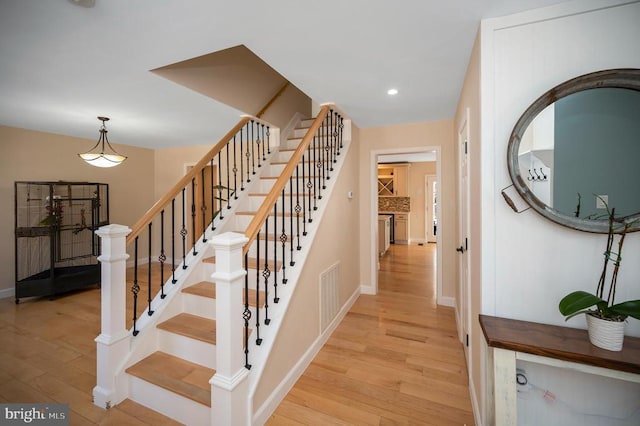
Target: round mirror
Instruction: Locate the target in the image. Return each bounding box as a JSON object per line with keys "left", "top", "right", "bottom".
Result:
{"left": 507, "top": 68, "right": 640, "bottom": 233}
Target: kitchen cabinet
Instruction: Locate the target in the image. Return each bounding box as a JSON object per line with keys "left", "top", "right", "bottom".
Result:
{"left": 394, "top": 213, "right": 409, "bottom": 244}
{"left": 377, "top": 164, "right": 409, "bottom": 196}
{"left": 378, "top": 215, "right": 391, "bottom": 255}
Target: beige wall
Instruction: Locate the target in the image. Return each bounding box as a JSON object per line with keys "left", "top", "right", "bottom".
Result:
{"left": 358, "top": 121, "right": 456, "bottom": 299}
{"left": 253, "top": 124, "right": 361, "bottom": 410}
{"left": 407, "top": 161, "right": 436, "bottom": 242}
{"left": 152, "top": 44, "right": 312, "bottom": 131}
{"left": 153, "top": 145, "right": 212, "bottom": 200}
{"left": 260, "top": 84, "right": 312, "bottom": 130}
{"left": 0, "top": 126, "right": 155, "bottom": 293}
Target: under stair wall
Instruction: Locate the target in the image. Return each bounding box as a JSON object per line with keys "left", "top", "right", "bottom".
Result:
{"left": 252, "top": 123, "right": 361, "bottom": 422}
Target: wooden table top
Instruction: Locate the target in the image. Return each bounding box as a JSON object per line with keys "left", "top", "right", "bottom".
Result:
{"left": 479, "top": 315, "right": 640, "bottom": 375}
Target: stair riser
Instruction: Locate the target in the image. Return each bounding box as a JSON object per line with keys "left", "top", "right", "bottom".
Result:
{"left": 233, "top": 214, "right": 312, "bottom": 234}
{"left": 202, "top": 263, "right": 292, "bottom": 290}
{"left": 129, "top": 376, "right": 211, "bottom": 425}
{"left": 183, "top": 292, "right": 216, "bottom": 320}
{"left": 158, "top": 330, "right": 217, "bottom": 369}
{"left": 246, "top": 196, "right": 318, "bottom": 214}
{"left": 292, "top": 128, "right": 307, "bottom": 138}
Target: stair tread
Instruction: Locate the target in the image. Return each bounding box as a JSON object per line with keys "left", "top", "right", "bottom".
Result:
{"left": 157, "top": 313, "right": 216, "bottom": 345}
{"left": 182, "top": 281, "right": 216, "bottom": 298}
{"left": 182, "top": 281, "right": 266, "bottom": 307}
{"left": 126, "top": 351, "right": 214, "bottom": 407}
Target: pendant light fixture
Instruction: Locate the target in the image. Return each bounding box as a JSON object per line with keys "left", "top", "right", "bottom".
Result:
{"left": 79, "top": 116, "right": 127, "bottom": 168}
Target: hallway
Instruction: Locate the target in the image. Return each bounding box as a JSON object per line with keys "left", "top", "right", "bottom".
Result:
{"left": 268, "top": 243, "right": 474, "bottom": 425}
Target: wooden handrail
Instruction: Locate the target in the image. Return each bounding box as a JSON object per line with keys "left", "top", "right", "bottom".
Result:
{"left": 243, "top": 105, "right": 331, "bottom": 253}
{"left": 255, "top": 82, "right": 290, "bottom": 119}
{"left": 127, "top": 117, "right": 250, "bottom": 244}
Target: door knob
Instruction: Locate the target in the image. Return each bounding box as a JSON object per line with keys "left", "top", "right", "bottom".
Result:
{"left": 456, "top": 246, "right": 464, "bottom": 253}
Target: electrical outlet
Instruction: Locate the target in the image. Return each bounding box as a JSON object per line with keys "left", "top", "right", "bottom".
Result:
{"left": 596, "top": 195, "right": 608, "bottom": 209}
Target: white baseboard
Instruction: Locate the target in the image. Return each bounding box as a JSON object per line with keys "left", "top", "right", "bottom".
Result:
{"left": 252, "top": 285, "right": 361, "bottom": 425}
{"left": 437, "top": 295, "right": 455, "bottom": 307}
{"left": 359, "top": 285, "right": 376, "bottom": 295}
{"left": 469, "top": 375, "right": 483, "bottom": 426}
{"left": 0, "top": 287, "right": 15, "bottom": 300}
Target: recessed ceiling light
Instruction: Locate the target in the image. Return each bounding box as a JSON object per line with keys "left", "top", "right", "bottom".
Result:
{"left": 387, "top": 89, "right": 398, "bottom": 96}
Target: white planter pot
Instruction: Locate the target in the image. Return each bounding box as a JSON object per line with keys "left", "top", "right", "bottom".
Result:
{"left": 586, "top": 314, "right": 625, "bottom": 351}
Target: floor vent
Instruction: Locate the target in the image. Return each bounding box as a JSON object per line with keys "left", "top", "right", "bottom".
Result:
{"left": 320, "top": 262, "right": 340, "bottom": 333}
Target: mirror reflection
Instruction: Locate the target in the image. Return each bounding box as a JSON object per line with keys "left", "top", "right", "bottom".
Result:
{"left": 518, "top": 87, "right": 640, "bottom": 220}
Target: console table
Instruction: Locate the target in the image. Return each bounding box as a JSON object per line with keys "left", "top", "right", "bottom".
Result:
{"left": 479, "top": 315, "right": 640, "bottom": 425}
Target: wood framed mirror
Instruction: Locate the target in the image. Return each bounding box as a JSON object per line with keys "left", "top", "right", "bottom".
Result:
{"left": 506, "top": 68, "right": 640, "bottom": 233}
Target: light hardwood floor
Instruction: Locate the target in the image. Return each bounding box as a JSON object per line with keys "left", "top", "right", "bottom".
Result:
{"left": 0, "top": 244, "right": 473, "bottom": 425}
{"left": 267, "top": 243, "right": 475, "bottom": 425}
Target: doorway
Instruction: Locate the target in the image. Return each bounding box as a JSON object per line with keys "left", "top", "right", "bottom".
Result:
{"left": 370, "top": 148, "right": 442, "bottom": 302}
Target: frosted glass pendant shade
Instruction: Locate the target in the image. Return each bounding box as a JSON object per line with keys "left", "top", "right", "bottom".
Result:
{"left": 79, "top": 117, "right": 127, "bottom": 168}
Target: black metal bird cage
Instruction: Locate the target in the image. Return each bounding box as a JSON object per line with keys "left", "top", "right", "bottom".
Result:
{"left": 14, "top": 181, "right": 109, "bottom": 302}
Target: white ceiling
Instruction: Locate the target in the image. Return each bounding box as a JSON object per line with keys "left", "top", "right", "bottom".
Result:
{"left": 0, "top": 0, "right": 567, "bottom": 150}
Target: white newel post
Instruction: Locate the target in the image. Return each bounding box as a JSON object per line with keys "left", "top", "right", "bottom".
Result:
{"left": 209, "top": 232, "right": 251, "bottom": 426}
{"left": 93, "top": 224, "right": 132, "bottom": 409}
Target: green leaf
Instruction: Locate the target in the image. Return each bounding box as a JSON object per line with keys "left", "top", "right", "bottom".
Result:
{"left": 610, "top": 300, "right": 640, "bottom": 320}
{"left": 559, "top": 291, "right": 604, "bottom": 317}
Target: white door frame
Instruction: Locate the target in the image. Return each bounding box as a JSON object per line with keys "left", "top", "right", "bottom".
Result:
{"left": 457, "top": 109, "right": 472, "bottom": 368}
{"left": 369, "top": 147, "right": 442, "bottom": 304}
{"left": 425, "top": 175, "right": 437, "bottom": 243}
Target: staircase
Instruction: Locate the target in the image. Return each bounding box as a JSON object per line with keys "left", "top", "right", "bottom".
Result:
{"left": 93, "top": 108, "right": 351, "bottom": 425}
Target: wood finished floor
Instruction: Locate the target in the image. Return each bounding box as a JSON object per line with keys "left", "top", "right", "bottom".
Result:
{"left": 0, "top": 244, "right": 473, "bottom": 425}
{"left": 267, "top": 243, "right": 475, "bottom": 425}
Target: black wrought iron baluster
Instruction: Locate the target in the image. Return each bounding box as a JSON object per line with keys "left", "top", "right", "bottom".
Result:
{"left": 191, "top": 178, "right": 197, "bottom": 256}
{"left": 226, "top": 142, "right": 231, "bottom": 209}
{"left": 147, "top": 222, "right": 154, "bottom": 316}
{"left": 201, "top": 168, "right": 207, "bottom": 243}
{"left": 295, "top": 165, "right": 302, "bottom": 250}
{"left": 261, "top": 124, "right": 267, "bottom": 161}
{"left": 245, "top": 122, "right": 251, "bottom": 183}
{"left": 301, "top": 155, "right": 308, "bottom": 230}
{"left": 217, "top": 152, "right": 224, "bottom": 220}
{"left": 132, "top": 237, "right": 140, "bottom": 336}
{"left": 336, "top": 112, "right": 341, "bottom": 155}
{"left": 288, "top": 176, "right": 295, "bottom": 266}
{"left": 329, "top": 111, "right": 336, "bottom": 159}
{"left": 239, "top": 131, "right": 245, "bottom": 191}
{"left": 273, "top": 201, "right": 279, "bottom": 302}
{"left": 233, "top": 135, "right": 239, "bottom": 199}
{"left": 280, "top": 189, "right": 288, "bottom": 285}
{"left": 243, "top": 253, "right": 252, "bottom": 369}
{"left": 172, "top": 199, "right": 177, "bottom": 283}
{"left": 315, "top": 133, "right": 323, "bottom": 201}
{"left": 210, "top": 159, "right": 216, "bottom": 231}
{"left": 250, "top": 120, "right": 256, "bottom": 175}
{"left": 263, "top": 219, "right": 270, "bottom": 325}
{"left": 307, "top": 141, "right": 315, "bottom": 215}
{"left": 255, "top": 121, "right": 262, "bottom": 169}
{"left": 322, "top": 117, "right": 329, "bottom": 186}
{"left": 339, "top": 114, "right": 345, "bottom": 150}
{"left": 181, "top": 189, "right": 188, "bottom": 270}
{"left": 159, "top": 210, "right": 166, "bottom": 298}
{"left": 266, "top": 126, "right": 271, "bottom": 155}
{"left": 255, "top": 231, "right": 262, "bottom": 345}
{"left": 295, "top": 163, "right": 307, "bottom": 236}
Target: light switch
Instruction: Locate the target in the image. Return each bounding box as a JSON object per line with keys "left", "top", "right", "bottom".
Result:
{"left": 596, "top": 195, "right": 608, "bottom": 209}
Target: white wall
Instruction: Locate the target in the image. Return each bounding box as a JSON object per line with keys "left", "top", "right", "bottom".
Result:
{"left": 480, "top": 1, "right": 640, "bottom": 424}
